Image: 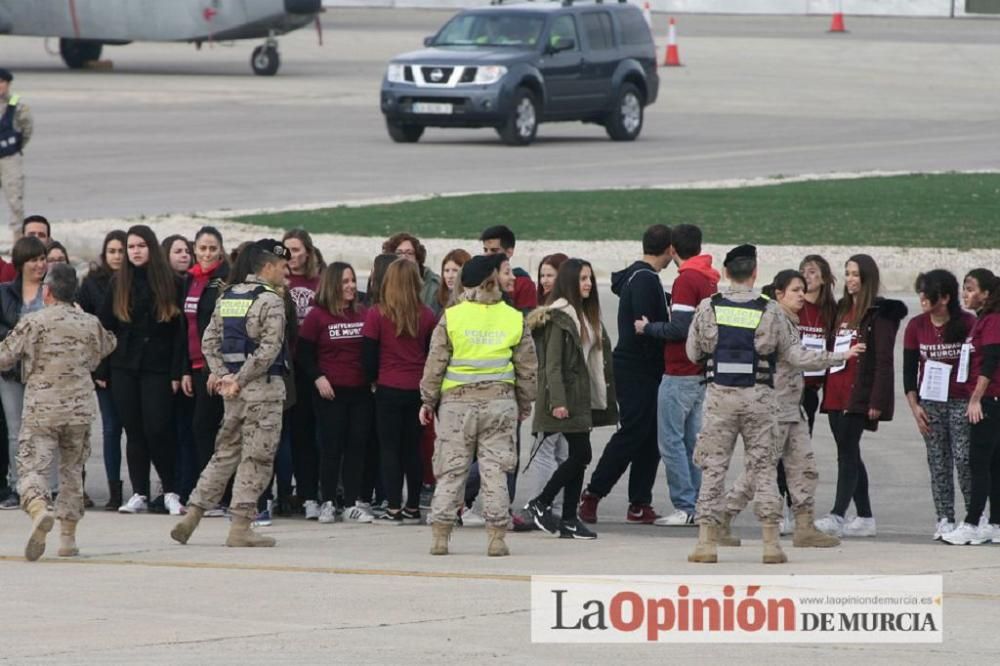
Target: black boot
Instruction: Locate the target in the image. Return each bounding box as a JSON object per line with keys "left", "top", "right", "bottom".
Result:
{"left": 104, "top": 481, "right": 123, "bottom": 512}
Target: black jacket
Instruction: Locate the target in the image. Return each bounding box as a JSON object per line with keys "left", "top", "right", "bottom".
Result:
{"left": 610, "top": 261, "right": 669, "bottom": 374}
{"left": 0, "top": 275, "right": 42, "bottom": 381}
{"left": 77, "top": 269, "right": 113, "bottom": 317}
{"left": 98, "top": 267, "right": 187, "bottom": 379}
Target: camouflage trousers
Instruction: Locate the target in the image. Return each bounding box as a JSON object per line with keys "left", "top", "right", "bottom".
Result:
{"left": 0, "top": 154, "right": 24, "bottom": 232}
{"left": 16, "top": 423, "right": 90, "bottom": 522}
{"left": 188, "top": 396, "right": 282, "bottom": 520}
{"left": 693, "top": 385, "right": 782, "bottom": 525}
{"left": 725, "top": 420, "right": 817, "bottom": 516}
{"left": 430, "top": 398, "right": 518, "bottom": 527}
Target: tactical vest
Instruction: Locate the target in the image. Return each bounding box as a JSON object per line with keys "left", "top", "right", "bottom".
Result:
{"left": 0, "top": 95, "right": 22, "bottom": 158}
{"left": 442, "top": 299, "right": 523, "bottom": 392}
{"left": 219, "top": 284, "right": 288, "bottom": 378}
{"left": 705, "top": 294, "right": 776, "bottom": 388}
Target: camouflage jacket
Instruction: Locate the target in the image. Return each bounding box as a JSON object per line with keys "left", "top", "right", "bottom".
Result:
{"left": 773, "top": 306, "right": 848, "bottom": 423}
{"left": 202, "top": 275, "right": 287, "bottom": 403}
{"left": 420, "top": 285, "right": 537, "bottom": 416}
{"left": 0, "top": 303, "right": 116, "bottom": 425}
{"left": 2, "top": 93, "right": 33, "bottom": 149}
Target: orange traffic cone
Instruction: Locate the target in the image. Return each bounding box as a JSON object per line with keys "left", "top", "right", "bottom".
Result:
{"left": 662, "top": 17, "right": 682, "bottom": 67}
{"left": 642, "top": 2, "right": 653, "bottom": 29}
{"left": 829, "top": 1, "right": 848, "bottom": 33}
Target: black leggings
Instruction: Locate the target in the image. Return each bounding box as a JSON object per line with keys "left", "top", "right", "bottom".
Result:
{"left": 315, "top": 386, "right": 373, "bottom": 506}
{"left": 536, "top": 431, "right": 591, "bottom": 521}
{"left": 965, "top": 397, "right": 1000, "bottom": 526}
{"left": 192, "top": 369, "right": 225, "bottom": 473}
{"left": 828, "top": 411, "right": 872, "bottom": 518}
{"left": 111, "top": 369, "right": 176, "bottom": 497}
{"left": 376, "top": 388, "right": 423, "bottom": 511}
{"left": 290, "top": 372, "right": 319, "bottom": 501}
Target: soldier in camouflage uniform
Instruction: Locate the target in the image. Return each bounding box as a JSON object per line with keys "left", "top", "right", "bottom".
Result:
{"left": 719, "top": 271, "right": 863, "bottom": 549}
{"left": 419, "top": 254, "right": 537, "bottom": 557}
{"left": 686, "top": 245, "right": 831, "bottom": 565}
{"left": 171, "top": 239, "right": 289, "bottom": 548}
{"left": 0, "top": 69, "right": 33, "bottom": 242}
{"left": 0, "top": 264, "right": 116, "bottom": 561}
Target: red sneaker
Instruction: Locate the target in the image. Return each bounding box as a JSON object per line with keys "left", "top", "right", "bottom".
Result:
{"left": 626, "top": 503, "right": 659, "bottom": 525}
{"left": 578, "top": 491, "right": 600, "bottom": 524}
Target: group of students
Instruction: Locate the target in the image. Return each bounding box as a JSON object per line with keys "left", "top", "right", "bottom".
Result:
{"left": 1, "top": 217, "right": 998, "bottom": 553}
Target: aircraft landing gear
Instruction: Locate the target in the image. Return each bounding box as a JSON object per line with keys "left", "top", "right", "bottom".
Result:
{"left": 251, "top": 33, "right": 280, "bottom": 76}
{"left": 60, "top": 38, "right": 103, "bottom": 69}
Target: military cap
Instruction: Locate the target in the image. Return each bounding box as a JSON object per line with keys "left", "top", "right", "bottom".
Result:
{"left": 461, "top": 253, "right": 505, "bottom": 288}
{"left": 0, "top": 69, "right": 12, "bottom": 82}
{"left": 253, "top": 238, "right": 292, "bottom": 260}
{"left": 724, "top": 244, "right": 757, "bottom": 267}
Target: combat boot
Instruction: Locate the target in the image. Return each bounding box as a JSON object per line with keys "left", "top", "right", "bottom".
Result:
{"left": 25, "top": 498, "right": 55, "bottom": 562}
{"left": 762, "top": 523, "right": 788, "bottom": 564}
{"left": 170, "top": 505, "right": 205, "bottom": 545}
{"left": 717, "top": 512, "right": 741, "bottom": 547}
{"left": 687, "top": 524, "right": 718, "bottom": 563}
{"left": 58, "top": 520, "right": 80, "bottom": 557}
{"left": 793, "top": 511, "right": 841, "bottom": 548}
{"left": 430, "top": 522, "right": 452, "bottom": 556}
{"left": 226, "top": 515, "right": 276, "bottom": 547}
{"left": 487, "top": 526, "right": 510, "bottom": 557}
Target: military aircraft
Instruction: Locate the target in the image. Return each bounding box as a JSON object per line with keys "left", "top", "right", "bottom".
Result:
{"left": 0, "top": 0, "right": 323, "bottom": 76}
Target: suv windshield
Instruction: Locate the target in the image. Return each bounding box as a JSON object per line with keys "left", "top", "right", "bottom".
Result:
{"left": 433, "top": 13, "right": 545, "bottom": 48}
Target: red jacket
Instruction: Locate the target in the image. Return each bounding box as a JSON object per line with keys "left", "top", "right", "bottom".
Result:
{"left": 0, "top": 258, "right": 14, "bottom": 283}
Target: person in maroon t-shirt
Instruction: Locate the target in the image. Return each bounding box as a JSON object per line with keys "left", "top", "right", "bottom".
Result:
{"left": 799, "top": 255, "right": 838, "bottom": 432}
{"left": 903, "top": 270, "right": 975, "bottom": 540}
{"left": 362, "top": 259, "right": 436, "bottom": 524}
{"left": 283, "top": 229, "right": 323, "bottom": 519}
{"left": 480, "top": 224, "right": 537, "bottom": 313}
{"left": 299, "top": 261, "right": 376, "bottom": 525}
{"left": 815, "top": 255, "right": 907, "bottom": 539}
{"left": 944, "top": 276, "right": 1000, "bottom": 545}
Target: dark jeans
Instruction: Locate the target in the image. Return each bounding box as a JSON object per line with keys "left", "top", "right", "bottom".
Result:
{"left": 586, "top": 364, "right": 661, "bottom": 505}
{"left": 315, "top": 386, "right": 373, "bottom": 505}
{"left": 111, "top": 369, "right": 176, "bottom": 497}
{"left": 537, "top": 431, "right": 592, "bottom": 521}
{"left": 175, "top": 392, "right": 197, "bottom": 502}
{"left": 828, "top": 411, "right": 872, "bottom": 519}
{"left": 965, "top": 397, "right": 1000, "bottom": 526}
{"left": 260, "top": 411, "right": 295, "bottom": 506}
{"left": 290, "top": 372, "right": 319, "bottom": 501}
{"left": 376, "top": 387, "right": 422, "bottom": 511}
{"left": 96, "top": 387, "right": 123, "bottom": 485}
{"left": 192, "top": 369, "right": 225, "bottom": 474}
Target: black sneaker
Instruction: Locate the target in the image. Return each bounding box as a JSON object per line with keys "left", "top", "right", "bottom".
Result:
{"left": 560, "top": 519, "right": 597, "bottom": 540}
{"left": 376, "top": 509, "right": 404, "bottom": 525}
{"left": 525, "top": 499, "right": 559, "bottom": 536}
{"left": 401, "top": 507, "right": 422, "bottom": 525}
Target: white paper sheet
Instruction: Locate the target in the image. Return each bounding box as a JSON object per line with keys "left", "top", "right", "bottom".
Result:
{"left": 919, "top": 359, "right": 952, "bottom": 403}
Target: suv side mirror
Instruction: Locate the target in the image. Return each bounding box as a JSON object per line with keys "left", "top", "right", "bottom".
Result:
{"left": 423, "top": 35, "right": 434, "bottom": 47}
{"left": 546, "top": 37, "right": 575, "bottom": 54}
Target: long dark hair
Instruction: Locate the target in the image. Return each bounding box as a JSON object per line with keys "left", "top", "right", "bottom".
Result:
{"left": 367, "top": 253, "right": 397, "bottom": 306}
{"left": 194, "top": 226, "right": 229, "bottom": 268}
{"left": 94, "top": 230, "right": 127, "bottom": 277}
{"left": 800, "top": 254, "right": 837, "bottom": 333}
{"left": 550, "top": 258, "right": 601, "bottom": 345}
{"left": 763, "top": 269, "right": 805, "bottom": 301}
{"left": 537, "top": 252, "right": 569, "bottom": 304}
{"left": 915, "top": 269, "right": 968, "bottom": 344}
{"left": 837, "top": 254, "right": 880, "bottom": 329}
{"left": 980, "top": 275, "right": 1000, "bottom": 316}
{"left": 113, "top": 225, "right": 180, "bottom": 323}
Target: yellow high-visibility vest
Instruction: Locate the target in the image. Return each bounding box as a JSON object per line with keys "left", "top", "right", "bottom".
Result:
{"left": 442, "top": 300, "right": 523, "bottom": 392}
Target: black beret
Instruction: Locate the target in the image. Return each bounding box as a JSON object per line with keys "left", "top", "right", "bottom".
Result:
{"left": 253, "top": 238, "right": 291, "bottom": 261}
{"left": 724, "top": 244, "right": 757, "bottom": 267}
{"left": 0, "top": 69, "right": 12, "bottom": 82}
{"left": 461, "top": 254, "right": 505, "bottom": 288}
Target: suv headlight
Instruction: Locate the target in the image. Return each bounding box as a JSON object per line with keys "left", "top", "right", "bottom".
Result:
{"left": 386, "top": 63, "right": 406, "bottom": 83}
{"left": 474, "top": 65, "right": 507, "bottom": 85}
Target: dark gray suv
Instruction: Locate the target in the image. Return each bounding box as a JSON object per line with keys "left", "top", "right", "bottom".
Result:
{"left": 380, "top": 0, "right": 659, "bottom": 146}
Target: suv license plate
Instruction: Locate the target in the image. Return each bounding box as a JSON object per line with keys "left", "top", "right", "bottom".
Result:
{"left": 412, "top": 102, "right": 453, "bottom": 114}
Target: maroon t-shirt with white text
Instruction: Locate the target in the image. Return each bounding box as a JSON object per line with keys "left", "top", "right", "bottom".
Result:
{"left": 299, "top": 305, "right": 368, "bottom": 388}
{"left": 362, "top": 305, "right": 436, "bottom": 391}
{"left": 904, "top": 311, "right": 977, "bottom": 401}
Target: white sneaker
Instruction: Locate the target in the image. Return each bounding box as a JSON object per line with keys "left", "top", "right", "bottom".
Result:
{"left": 304, "top": 500, "right": 320, "bottom": 520}
{"left": 942, "top": 522, "right": 987, "bottom": 545}
{"left": 461, "top": 508, "right": 485, "bottom": 527}
{"left": 118, "top": 493, "right": 148, "bottom": 514}
{"left": 204, "top": 505, "right": 227, "bottom": 518}
{"left": 654, "top": 509, "right": 695, "bottom": 526}
{"left": 933, "top": 518, "right": 955, "bottom": 541}
{"left": 344, "top": 502, "right": 374, "bottom": 524}
{"left": 842, "top": 516, "right": 876, "bottom": 537}
{"left": 779, "top": 504, "right": 793, "bottom": 536}
{"left": 978, "top": 523, "right": 1000, "bottom": 543}
{"left": 318, "top": 501, "right": 336, "bottom": 524}
{"left": 979, "top": 514, "right": 988, "bottom": 529}
{"left": 164, "top": 492, "right": 185, "bottom": 516}
{"left": 814, "top": 513, "right": 845, "bottom": 537}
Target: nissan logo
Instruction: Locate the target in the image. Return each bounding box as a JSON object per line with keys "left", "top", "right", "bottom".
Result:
{"left": 429, "top": 68, "right": 444, "bottom": 82}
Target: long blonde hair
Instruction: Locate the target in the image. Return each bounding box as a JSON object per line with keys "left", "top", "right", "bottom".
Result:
{"left": 379, "top": 259, "right": 423, "bottom": 338}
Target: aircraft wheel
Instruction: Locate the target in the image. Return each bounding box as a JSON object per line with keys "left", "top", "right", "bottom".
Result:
{"left": 60, "top": 39, "right": 103, "bottom": 70}
{"left": 251, "top": 46, "right": 280, "bottom": 76}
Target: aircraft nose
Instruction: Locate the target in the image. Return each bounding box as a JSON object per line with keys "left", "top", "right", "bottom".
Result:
{"left": 285, "top": 0, "right": 321, "bottom": 14}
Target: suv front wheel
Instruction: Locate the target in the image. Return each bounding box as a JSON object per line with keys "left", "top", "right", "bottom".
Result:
{"left": 497, "top": 87, "right": 539, "bottom": 146}
{"left": 605, "top": 82, "right": 644, "bottom": 141}
{"left": 387, "top": 121, "right": 425, "bottom": 143}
